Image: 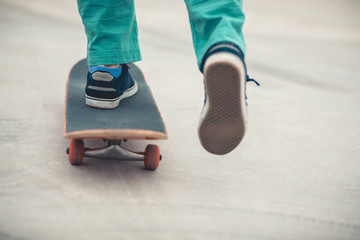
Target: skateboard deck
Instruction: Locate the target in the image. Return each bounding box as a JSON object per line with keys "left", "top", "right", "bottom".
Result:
{"left": 64, "top": 59, "right": 167, "bottom": 169}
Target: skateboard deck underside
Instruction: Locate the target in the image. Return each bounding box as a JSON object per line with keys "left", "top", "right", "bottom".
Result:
{"left": 64, "top": 59, "right": 167, "bottom": 140}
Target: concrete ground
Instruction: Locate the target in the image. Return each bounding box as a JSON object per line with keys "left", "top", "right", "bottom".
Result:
{"left": 1, "top": 0, "right": 359, "bottom": 239}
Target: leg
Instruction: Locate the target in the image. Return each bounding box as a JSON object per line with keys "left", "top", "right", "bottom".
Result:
{"left": 77, "top": 0, "right": 141, "bottom": 66}
{"left": 184, "top": 0, "right": 246, "bottom": 70}
{"left": 185, "top": 0, "right": 258, "bottom": 155}
{"left": 76, "top": 0, "right": 139, "bottom": 109}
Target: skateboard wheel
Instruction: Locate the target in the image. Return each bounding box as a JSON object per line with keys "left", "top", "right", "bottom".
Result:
{"left": 69, "top": 139, "right": 84, "bottom": 165}
{"left": 144, "top": 144, "right": 160, "bottom": 170}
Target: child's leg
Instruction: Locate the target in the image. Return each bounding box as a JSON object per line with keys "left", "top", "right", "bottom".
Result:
{"left": 184, "top": 0, "right": 254, "bottom": 155}
{"left": 77, "top": 0, "right": 140, "bottom": 109}
{"left": 77, "top": 0, "right": 141, "bottom": 66}
{"left": 184, "top": 0, "right": 246, "bottom": 70}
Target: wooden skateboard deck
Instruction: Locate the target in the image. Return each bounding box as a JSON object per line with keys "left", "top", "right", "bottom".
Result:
{"left": 64, "top": 59, "right": 167, "bottom": 169}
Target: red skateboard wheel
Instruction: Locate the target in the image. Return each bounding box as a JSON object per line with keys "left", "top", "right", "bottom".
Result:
{"left": 69, "top": 139, "right": 84, "bottom": 165}
{"left": 144, "top": 144, "right": 160, "bottom": 170}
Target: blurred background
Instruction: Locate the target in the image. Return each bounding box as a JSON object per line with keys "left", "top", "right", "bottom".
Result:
{"left": 0, "top": 0, "right": 359, "bottom": 239}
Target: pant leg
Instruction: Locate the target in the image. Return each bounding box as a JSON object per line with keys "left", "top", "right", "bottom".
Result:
{"left": 184, "top": 0, "right": 246, "bottom": 70}
{"left": 77, "top": 0, "right": 141, "bottom": 66}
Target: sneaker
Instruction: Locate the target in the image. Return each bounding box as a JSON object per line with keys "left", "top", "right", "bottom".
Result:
{"left": 85, "top": 64, "right": 138, "bottom": 109}
{"left": 198, "top": 42, "right": 259, "bottom": 155}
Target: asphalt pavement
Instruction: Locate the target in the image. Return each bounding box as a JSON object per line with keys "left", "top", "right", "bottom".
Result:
{"left": 0, "top": 0, "right": 359, "bottom": 239}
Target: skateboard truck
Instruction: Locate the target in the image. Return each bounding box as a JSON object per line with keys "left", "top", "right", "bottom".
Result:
{"left": 84, "top": 140, "right": 145, "bottom": 161}
{"left": 66, "top": 139, "right": 161, "bottom": 170}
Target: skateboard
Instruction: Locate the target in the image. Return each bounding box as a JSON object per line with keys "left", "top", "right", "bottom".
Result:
{"left": 64, "top": 59, "right": 167, "bottom": 170}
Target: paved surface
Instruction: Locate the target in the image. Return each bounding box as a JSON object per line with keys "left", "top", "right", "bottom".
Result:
{"left": 1, "top": 0, "right": 359, "bottom": 239}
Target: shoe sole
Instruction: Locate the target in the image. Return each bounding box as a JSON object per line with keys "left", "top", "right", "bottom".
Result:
{"left": 85, "top": 81, "right": 138, "bottom": 109}
{"left": 198, "top": 53, "right": 247, "bottom": 155}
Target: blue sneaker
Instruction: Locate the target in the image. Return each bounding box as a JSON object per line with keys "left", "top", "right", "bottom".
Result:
{"left": 85, "top": 64, "right": 138, "bottom": 109}
{"left": 198, "top": 42, "right": 259, "bottom": 155}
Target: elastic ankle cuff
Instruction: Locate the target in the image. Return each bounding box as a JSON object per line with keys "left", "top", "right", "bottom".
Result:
{"left": 200, "top": 41, "right": 244, "bottom": 73}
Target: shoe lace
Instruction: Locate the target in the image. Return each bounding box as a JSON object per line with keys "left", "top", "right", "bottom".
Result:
{"left": 246, "top": 76, "right": 260, "bottom": 86}
{"left": 245, "top": 76, "right": 260, "bottom": 104}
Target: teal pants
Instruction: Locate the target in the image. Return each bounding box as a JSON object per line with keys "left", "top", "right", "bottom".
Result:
{"left": 77, "top": 0, "right": 246, "bottom": 69}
